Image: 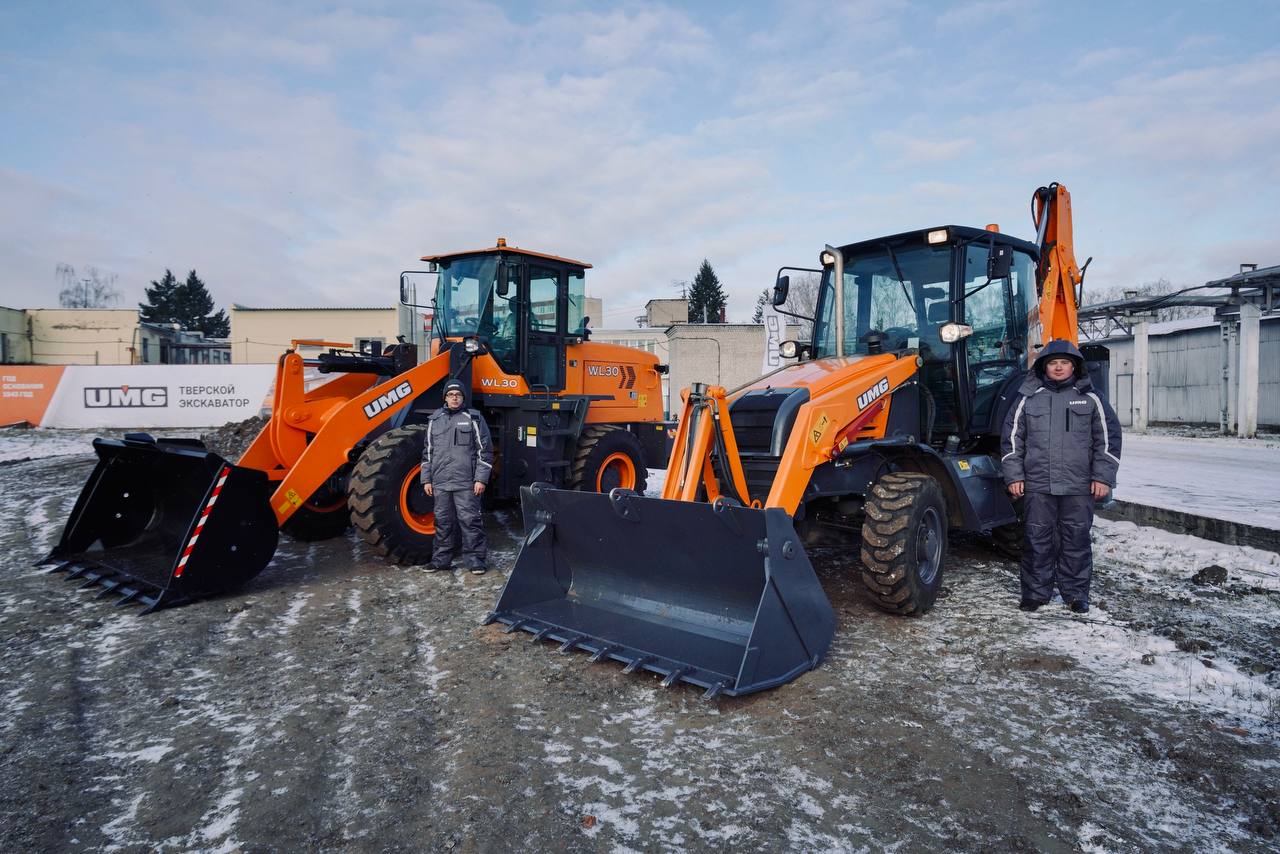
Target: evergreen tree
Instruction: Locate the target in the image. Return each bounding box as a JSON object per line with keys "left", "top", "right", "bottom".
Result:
{"left": 687, "top": 259, "right": 727, "bottom": 323}
{"left": 140, "top": 269, "right": 182, "bottom": 324}
{"left": 752, "top": 288, "right": 770, "bottom": 323}
{"left": 139, "top": 268, "right": 230, "bottom": 337}
{"left": 177, "top": 270, "right": 230, "bottom": 337}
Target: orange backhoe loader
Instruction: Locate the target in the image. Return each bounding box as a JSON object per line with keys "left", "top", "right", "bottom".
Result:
{"left": 42, "top": 241, "right": 672, "bottom": 611}
{"left": 487, "top": 183, "right": 1106, "bottom": 697}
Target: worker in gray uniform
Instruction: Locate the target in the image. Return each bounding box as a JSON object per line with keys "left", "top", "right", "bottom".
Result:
{"left": 1001, "top": 339, "right": 1122, "bottom": 613}
{"left": 422, "top": 378, "right": 493, "bottom": 574}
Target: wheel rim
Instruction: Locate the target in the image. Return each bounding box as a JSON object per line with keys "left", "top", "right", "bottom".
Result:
{"left": 596, "top": 451, "right": 637, "bottom": 492}
{"left": 399, "top": 464, "right": 435, "bottom": 535}
{"left": 915, "top": 506, "right": 942, "bottom": 585}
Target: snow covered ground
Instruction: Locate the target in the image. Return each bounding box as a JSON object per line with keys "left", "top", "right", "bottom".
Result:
{"left": 2, "top": 434, "right": 1278, "bottom": 850}
{"left": 1116, "top": 433, "right": 1280, "bottom": 529}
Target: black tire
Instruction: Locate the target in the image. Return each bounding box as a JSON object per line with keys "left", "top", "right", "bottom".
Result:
{"left": 569, "top": 425, "right": 648, "bottom": 494}
{"left": 349, "top": 425, "right": 436, "bottom": 565}
{"left": 991, "top": 495, "right": 1025, "bottom": 559}
{"left": 860, "top": 472, "right": 947, "bottom": 615}
{"left": 281, "top": 483, "right": 351, "bottom": 542}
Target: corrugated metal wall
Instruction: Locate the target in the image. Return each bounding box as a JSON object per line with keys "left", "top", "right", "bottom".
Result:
{"left": 1101, "top": 317, "right": 1278, "bottom": 427}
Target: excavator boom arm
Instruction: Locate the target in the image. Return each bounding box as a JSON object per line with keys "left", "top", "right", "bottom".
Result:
{"left": 1031, "top": 183, "right": 1083, "bottom": 348}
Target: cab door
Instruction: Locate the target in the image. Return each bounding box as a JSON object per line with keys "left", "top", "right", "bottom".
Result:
{"left": 959, "top": 243, "right": 1035, "bottom": 433}
{"left": 523, "top": 264, "right": 565, "bottom": 392}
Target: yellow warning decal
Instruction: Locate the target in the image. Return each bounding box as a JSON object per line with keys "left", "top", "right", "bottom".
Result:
{"left": 552, "top": 402, "right": 560, "bottom": 410}
{"left": 810, "top": 413, "right": 830, "bottom": 446}
{"left": 527, "top": 426, "right": 537, "bottom": 436}
{"left": 957, "top": 460, "right": 971, "bottom": 471}
{"left": 278, "top": 488, "right": 303, "bottom": 515}
{"left": 638, "top": 393, "right": 647, "bottom": 407}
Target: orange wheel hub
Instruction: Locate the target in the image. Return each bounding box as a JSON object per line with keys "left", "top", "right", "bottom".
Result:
{"left": 399, "top": 464, "right": 436, "bottom": 535}
{"left": 596, "top": 452, "right": 637, "bottom": 492}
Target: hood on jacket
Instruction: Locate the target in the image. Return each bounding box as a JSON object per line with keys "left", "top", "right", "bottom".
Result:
{"left": 1033, "top": 338, "right": 1087, "bottom": 378}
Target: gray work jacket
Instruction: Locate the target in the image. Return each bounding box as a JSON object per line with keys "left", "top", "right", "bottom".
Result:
{"left": 421, "top": 407, "right": 493, "bottom": 491}
{"left": 1000, "top": 371, "right": 1122, "bottom": 495}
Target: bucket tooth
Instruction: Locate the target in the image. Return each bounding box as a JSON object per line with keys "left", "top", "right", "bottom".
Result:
{"left": 588, "top": 645, "right": 620, "bottom": 663}
{"left": 65, "top": 563, "right": 91, "bottom": 581}
{"left": 502, "top": 619, "right": 529, "bottom": 634}
{"left": 661, "top": 667, "right": 692, "bottom": 689}
{"left": 558, "top": 634, "right": 586, "bottom": 654}
{"left": 78, "top": 574, "right": 106, "bottom": 590}
{"left": 622, "top": 656, "right": 653, "bottom": 675}
{"left": 703, "top": 681, "right": 729, "bottom": 700}
{"left": 115, "top": 589, "right": 141, "bottom": 607}
{"left": 93, "top": 579, "right": 122, "bottom": 599}
{"left": 531, "top": 626, "right": 555, "bottom": 643}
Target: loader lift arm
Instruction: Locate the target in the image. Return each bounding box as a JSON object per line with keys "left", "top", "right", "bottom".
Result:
{"left": 239, "top": 342, "right": 457, "bottom": 527}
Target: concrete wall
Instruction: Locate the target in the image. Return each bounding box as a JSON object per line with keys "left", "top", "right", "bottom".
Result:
{"left": 0, "top": 307, "right": 31, "bottom": 363}
{"left": 27, "top": 309, "right": 146, "bottom": 365}
{"left": 230, "top": 307, "right": 399, "bottom": 363}
{"left": 645, "top": 299, "right": 689, "bottom": 327}
{"left": 1101, "top": 315, "right": 1279, "bottom": 428}
{"left": 666, "top": 323, "right": 800, "bottom": 414}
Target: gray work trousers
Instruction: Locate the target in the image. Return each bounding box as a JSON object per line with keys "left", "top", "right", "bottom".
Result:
{"left": 1020, "top": 492, "right": 1095, "bottom": 605}
{"left": 431, "top": 487, "right": 486, "bottom": 568}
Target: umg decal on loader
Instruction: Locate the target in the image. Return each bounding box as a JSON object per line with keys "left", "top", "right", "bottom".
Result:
{"left": 485, "top": 484, "right": 836, "bottom": 698}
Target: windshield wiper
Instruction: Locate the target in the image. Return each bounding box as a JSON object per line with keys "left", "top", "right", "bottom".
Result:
{"left": 883, "top": 242, "right": 915, "bottom": 311}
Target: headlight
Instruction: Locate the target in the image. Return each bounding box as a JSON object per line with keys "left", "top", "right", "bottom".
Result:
{"left": 779, "top": 340, "right": 798, "bottom": 359}
{"left": 463, "top": 337, "right": 483, "bottom": 354}
{"left": 938, "top": 323, "right": 973, "bottom": 343}
{"left": 820, "top": 251, "right": 837, "bottom": 266}
{"left": 927, "top": 229, "right": 949, "bottom": 245}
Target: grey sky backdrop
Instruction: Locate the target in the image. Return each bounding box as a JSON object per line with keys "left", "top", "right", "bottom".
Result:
{"left": 2, "top": 1, "right": 1278, "bottom": 325}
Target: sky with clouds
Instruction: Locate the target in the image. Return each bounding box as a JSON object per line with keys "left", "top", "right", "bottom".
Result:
{"left": 2, "top": 1, "right": 1278, "bottom": 325}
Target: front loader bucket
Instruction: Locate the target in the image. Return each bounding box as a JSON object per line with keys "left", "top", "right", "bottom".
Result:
{"left": 485, "top": 485, "right": 835, "bottom": 698}
{"left": 40, "top": 434, "right": 279, "bottom": 612}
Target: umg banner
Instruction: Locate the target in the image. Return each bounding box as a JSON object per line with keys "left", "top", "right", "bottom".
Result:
{"left": 1, "top": 364, "right": 276, "bottom": 428}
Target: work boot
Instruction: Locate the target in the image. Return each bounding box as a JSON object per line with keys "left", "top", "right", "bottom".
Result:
{"left": 1019, "top": 599, "right": 1043, "bottom": 613}
{"left": 423, "top": 561, "right": 452, "bottom": 573}
{"left": 1068, "top": 600, "right": 1090, "bottom": 614}
{"left": 469, "top": 564, "right": 488, "bottom": 576}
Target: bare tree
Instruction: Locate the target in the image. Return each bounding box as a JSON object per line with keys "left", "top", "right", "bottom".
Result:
{"left": 57, "top": 264, "right": 121, "bottom": 308}
{"left": 783, "top": 271, "right": 820, "bottom": 338}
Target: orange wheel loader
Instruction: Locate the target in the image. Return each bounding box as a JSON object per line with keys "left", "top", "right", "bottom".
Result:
{"left": 41, "top": 241, "right": 673, "bottom": 612}
{"left": 487, "top": 183, "right": 1108, "bottom": 697}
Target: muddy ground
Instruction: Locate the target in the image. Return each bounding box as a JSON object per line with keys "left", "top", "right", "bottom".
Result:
{"left": 1, "top": 439, "right": 1278, "bottom": 852}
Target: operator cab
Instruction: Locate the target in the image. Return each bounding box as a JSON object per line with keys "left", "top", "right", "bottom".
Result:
{"left": 410, "top": 239, "right": 592, "bottom": 392}
{"left": 785, "top": 225, "right": 1039, "bottom": 444}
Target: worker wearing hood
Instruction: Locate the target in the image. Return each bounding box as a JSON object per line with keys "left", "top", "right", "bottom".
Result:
{"left": 1000, "top": 339, "right": 1122, "bottom": 613}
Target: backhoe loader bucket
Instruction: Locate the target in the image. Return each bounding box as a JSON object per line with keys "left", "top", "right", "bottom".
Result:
{"left": 40, "top": 434, "right": 279, "bottom": 612}
{"left": 485, "top": 485, "right": 835, "bottom": 698}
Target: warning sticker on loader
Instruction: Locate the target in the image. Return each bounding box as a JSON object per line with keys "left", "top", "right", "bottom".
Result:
{"left": 810, "top": 413, "right": 830, "bottom": 446}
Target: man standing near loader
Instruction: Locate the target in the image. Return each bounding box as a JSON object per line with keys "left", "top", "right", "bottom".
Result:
{"left": 1000, "top": 340, "right": 1122, "bottom": 613}
{"left": 422, "top": 379, "right": 493, "bottom": 574}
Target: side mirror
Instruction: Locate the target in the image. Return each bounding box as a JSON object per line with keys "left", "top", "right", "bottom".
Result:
{"left": 772, "top": 275, "right": 790, "bottom": 307}
{"left": 497, "top": 263, "right": 511, "bottom": 297}
{"left": 399, "top": 274, "right": 410, "bottom": 305}
{"left": 987, "top": 245, "right": 1013, "bottom": 280}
